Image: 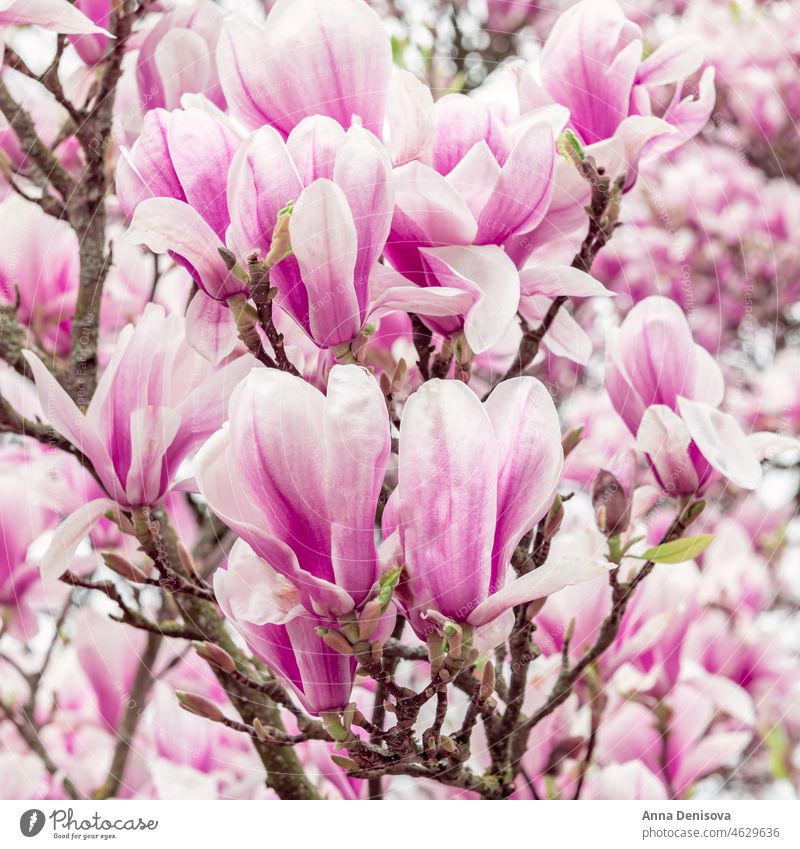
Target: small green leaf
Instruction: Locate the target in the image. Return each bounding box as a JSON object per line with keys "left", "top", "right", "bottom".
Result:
{"left": 637, "top": 534, "right": 714, "bottom": 564}
{"left": 557, "top": 129, "right": 585, "bottom": 165}
{"left": 377, "top": 567, "right": 402, "bottom": 609}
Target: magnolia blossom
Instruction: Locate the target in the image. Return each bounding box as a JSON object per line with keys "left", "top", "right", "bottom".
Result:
{"left": 382, "top": 377, "right": 607, "bottom": 639}
{"left": 510, "top": 0, "right": 715, "bottom": 187}
{"left": 196, "top": 364, "right": 390, "bottom": 618}
{"left": 24, "top": 305, "right": 254, "bottom": 578}
{"left": 605, "top": 296, "right": 775, "bottom": 495}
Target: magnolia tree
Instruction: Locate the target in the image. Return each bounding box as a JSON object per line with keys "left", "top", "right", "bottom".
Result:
{"left": 0, "top": 0, "right": 798, "bottom": 802}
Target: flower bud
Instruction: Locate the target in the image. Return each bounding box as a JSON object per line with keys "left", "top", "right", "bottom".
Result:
{"left": 101, "top": 552, "right": 149, "bottom": 584}
{"left": 193, "top": 641, "right": 237, "bottom": 674}
{"left": 176, "top": 692, "right": 224, "bottom": 722}
{"left": 542, "top": 494, "right": 564, "bottom": 542}
{"left": 592, "top": 449, "right": 636, "bottom": 537}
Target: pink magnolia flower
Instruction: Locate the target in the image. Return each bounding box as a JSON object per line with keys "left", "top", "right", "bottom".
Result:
{"left": 24, "top": 304, "right": 254, "bottom": 579}
{"left": 216, "top": 0, "right": 392, "bottom": 138}
{"left": 537, "top": 0, "right": 714, "bottom": 150}
{"left": 214, "top": 540, "right": 391, "bottom": 715}
{"left": 196, "top": 364, "right": 390, "bottom": 618}
{"left": 381, "top": 377, "right": 607, "bottom": 640}
{"left": 226, "top": 116, "right": 477, "bottom": 353}
{"left": 383, "top": 96, "right": 565, "bottom": 355}
{"left": 226, "top": 119, "right": 393, "bottom": 349}
{"left": 509, "top": 0, "right": 715, "bottom": 188}
{"left": 605, "top": 296, "right": 769, "bottom": 495}
{"left": 124, "top": 110, "right": 463, "bottom": 354}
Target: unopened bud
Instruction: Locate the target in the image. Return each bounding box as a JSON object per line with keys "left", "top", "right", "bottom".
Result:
{"left": 217, "top": 246, "right": 239, "bottom": 272}
{"left": 592, "top": 467, "right": 632, "bottom": 537}
{"left": 561, "top": 425, "right": 584, "bottom": 458}
{"left": 481, "top": 661, "right": 495, "bottom": 700}
{"left": 683, "top": 499, "right": 706, "bottom": 526}
{"left": 264, "top": 205, "right": 294, "bottom": 269}
{"left": 370, "top": 641, "right": 383, "bottom": 665}
{"left": 557, "top": 129, "right": 585, "bottom": 168}
{"left": 525, "top": 598, "right": 547, "bottom": 621}
{"left": 193, "top": 641, "right": 236, "bottom": 674}
{"left": 443, "top": 622, "right": 462, "bottom": 660}
{"left": 391, "top": 359, "right": 409, "bottom": 395}
{"left": 101, "top": 552, "right": 149, "bottom": 584}
{"left": 543, "top": 495, "right": 564, "bottom": 542}
{"left": 176, "top": 692, "right": 223, "bottom": 722}
{"left": 358, "top": 600, "right": 383, "bottom": 642}
{"left": 330, "top": 754, "right": 359, "bottom": 771}
{"left": 320, "top": 629, "right": 354, "bottom": 656}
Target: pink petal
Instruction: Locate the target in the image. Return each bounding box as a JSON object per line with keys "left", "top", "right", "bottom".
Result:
{"left": 420, "top": 244, "right": 520, "bottom": 354}
{"left": 391, "top": 161, "right": 478, "bottom": 246}
{"left": 519, "top": 265, "right": 612, "bottom": 299}
{"left": 0, "top": 0, "right": 110, "bottom": 34}
{"left": 636, "top": 35, "right": 705, "bottom": 87}
{"left": 324, "top": 365, "right": 390, "bottom": 605}
{"left": 184, "top": 291, "right": 238, "bottom": 364}
{"left": 475, "top": 122, "right": 555, "bottom": 245}
{"left": 677, "top": 398, "right": 762, "bottom": 490}
{"left": 333, "top": 126, "right": 393, "bottom": 307}
{"left": 226, "top": 125, "right": 303, "bottom": 260}
{"left": 636, "top": 405, "right": 700, "bottom": 495}
{"left": 167, "top": 108, "right": 240, "bottom": 240}
{"left": 470, "top": 546, "right": 609, "bottom": 628}
{"left": 125, "top": 406, "right": 181, "bottom": 507}
{"left": 39, "top": 498, "right": 118, "bottom": 583}
{"left": 397, "top": 379, "right": 497, "bottom": 627}
{"left": 289, "top": 179, "right": 361, "bottom": 347}
{"left": 386, "top": 70, "right": 435, "bottom": 167}
{"left": 484, "top": 377, "right": 563, "bottom": 578}
{"left": 127, "top": 198, "right": 243, "bottom": 301}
